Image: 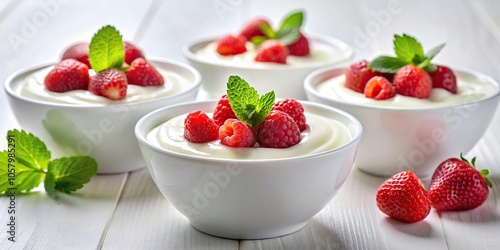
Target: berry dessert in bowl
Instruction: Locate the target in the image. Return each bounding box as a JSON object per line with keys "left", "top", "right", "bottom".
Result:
{"left": 183, "top": 11, "right": 353, "bottom": 99}
{"left": 135, "top": 76, "right": 362, "bottom": 239}
{"left": 4, "top": 25, "right": 201, "bottom": 174}
{"left": 304, "top": 34, "right": 500, "bottom": 177}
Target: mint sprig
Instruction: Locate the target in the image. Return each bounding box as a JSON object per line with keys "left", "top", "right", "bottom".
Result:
{"left": 0, "top": 129, "right": 98, "bottom": 197}
{"left": 251, "top": 10, "right": 304, "bottom": 46}
{"left": 369, "top": 33, "right": 445, "bottom": 73}
{"left": 227, "top": 76, "right": 275, "bottom": 129}
{"left": 89, "top": 25, "right": 124, "bottom": 72}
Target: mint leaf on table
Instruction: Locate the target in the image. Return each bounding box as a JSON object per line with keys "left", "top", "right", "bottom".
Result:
{"left": 0, "top": 130, "right": 50, "bottom": 193}
{"left": 0, "top": 129, "right": 98, "bottom": 196}
{"left": 89, "top": 25, "right": 124, "bottom": 72}
{"left": 227, "top": 75, "right": 275, "bottom": 129}
{"left": 47, "top": 156, "right": 98, "bottom": 194}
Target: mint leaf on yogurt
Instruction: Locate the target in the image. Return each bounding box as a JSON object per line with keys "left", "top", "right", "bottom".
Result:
{"left": 227, "top": 75, "right": 275, "bottom": 129}
{"left": 89, "top": 25, "right": 124, "bottom": 72}
{"left": 369, "top": 33, "right": 446, "bottom": 73}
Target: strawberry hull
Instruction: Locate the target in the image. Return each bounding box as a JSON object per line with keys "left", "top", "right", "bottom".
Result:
{"left": 305, "top": 66, "right": 500, "bottom": 177}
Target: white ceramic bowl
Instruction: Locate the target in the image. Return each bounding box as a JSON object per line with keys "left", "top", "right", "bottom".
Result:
{"left": 304, "top": 66, "right": 500, "bottom": 177}
{"left": 135, "top": 100, "right": 362, "bottom": 239}
{"left": 4, "top": 59, "right": 201, "bottom": 174}
{"left": 183, "top": 33, "right": 354, "bottom": 99}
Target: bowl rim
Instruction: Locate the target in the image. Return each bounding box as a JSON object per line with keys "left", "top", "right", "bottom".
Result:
{"left": 304, "top": 65, "right": 500, "bottom": 111}
{"left": 135, "top": 100, "right": 363, "bottom": 163}
{"left": 4, "top": 57, "right": 202, "bottom": 109}
{"left": 181, "top": 32, "right": 354, "bottom": 71}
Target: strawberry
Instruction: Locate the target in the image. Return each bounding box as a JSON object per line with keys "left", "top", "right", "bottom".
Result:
{"left": 393, "top": 64, "right": 432, "bottom": 99}
{"left": 219, "top": 119, "right": 257, "bottom": 147}
{"left": 257, "top": 111, "right": 301, "bottom": 148}
{"left": 429, "top": 154, "right": 492, "bottom": 211}
{"left": 88, "top": 68, "right": 128, "bottom": 100}
{"left": 272, "top": 99, "right": 307, "bottom": 131}
{"left": 345, "top": 60, "right": 385, "bottom": 93}
{"left": 213, "top": 94, "right": 237, "bottom": 126}
{"left": 376, "top": 171, "right": 431, "bottom": 223}
{"left": 184, "top": 111, "right": 219, "bottom": 143}
{"left": 126, "top": 58, "right": 164, "bottom": 87}
{"left": 61, "top": 42, "right": 91, "bottom": 68}
{"left": 216, "top": 35, "right": 247, "bottom": 56}
{"left": 238, "top": 17, "right": 270, "bottom": 41}
{"left": 364, "top": 76, "right": 396, "bottom": 100}
{"left": 44, "top": 59, "right": 90, "bottom": 92}
{"left": 287, "top": 32, "right": 310, "bottom": 56}
{"left": 429, "top": 65, "right": 457, "bottom": 94}
{"left": 254, "top": 40, "right": 288, "bottom": 64}
{"left": 124, "top": 41, "right": 145, "bottom": 65}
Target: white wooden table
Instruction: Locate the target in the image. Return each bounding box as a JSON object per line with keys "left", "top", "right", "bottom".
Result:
{"left": 1, "top": 1, "right": 500, "bottom": 249}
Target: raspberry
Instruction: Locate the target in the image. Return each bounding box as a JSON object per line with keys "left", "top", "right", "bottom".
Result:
{"left": 272, "top": 99, "right": 307, "bottom": 131}
{"left": 213, "top": 94, "right": 237, "bottom": 126}
{"left": 257, "top": 111, "right": 301, "bottom": 148}
{"left": 364, "top": 76, "right": 395, "bottom": 100}
{"left": 219, "top": 119, "right": 257, "bottom": 147}
{"left": 184, "top": 111, "right": 219, "bottom": 143}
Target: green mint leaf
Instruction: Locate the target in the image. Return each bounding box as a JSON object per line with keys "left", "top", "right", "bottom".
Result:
{"left": 425, "top": 43, "right": 445, "bottom": 61}
{"left": 277, "top": 11, "right": 303, "bottom": 33}
{"left": 48, "top": 156, "right": 97, "bottom": 193}
{"left": 89, "top": 25, "right": 124, "bottom": 72}
{"left": 260, "top": 23, "right": 275, "bottom": 39}
{"left": 251, "top": 36, "right": 268, "bottom": 46}
{"left": 44, "top": 172, "right": 56, "bottom": 197}
{"left": 393, "top": 34, "right": 425, "bottom": 64}
{"left": 369, "top": 56, "right": 409, "bottom": 73}
{"left": 0, "top": 130, "right": 50, "bottom": 193}
{"left": 419, "top": 43, "right": 446, "bottom": 70}
{"left": 253, "top": 91, "right": 275, "bottom": 129}
{"left": 276, "top": 28, "right": 300, "bottom": 46}
{"left": 227, "top": 76, "right": 275, "bottom": 128}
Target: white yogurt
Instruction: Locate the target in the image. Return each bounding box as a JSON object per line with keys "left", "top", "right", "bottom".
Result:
{"left": 146, "top": 112, "right": 351, "bottom": 160}
{"left": 316, "top": 73, "right": 497, "bottom": 108}
{"left": 195, "top": 41, "right": 342, "bottom": 68}
{"left": 19, "top": 66, "right": 191, "bottom": 105}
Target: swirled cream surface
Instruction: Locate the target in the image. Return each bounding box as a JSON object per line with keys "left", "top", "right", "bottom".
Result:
{"left": 316, "top": 72, "right": 497, "bottom": 108}
{"left": 19, "top": 66, "right": 191, "bottom": 105}
{"left": 195, "top": 40, "right": 343, "bottom": 68}
{"left": 146, "top": 112, "right": 351, "bottom": 160}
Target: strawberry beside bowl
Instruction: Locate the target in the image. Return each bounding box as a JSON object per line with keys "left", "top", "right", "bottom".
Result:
{"left": 182, "top": 33, "right": 354, "bottom": 99}
{"left": 4, "top": 58, "right": 201, "bottom": 174}
{"left": 304, "top": 66, "right": 500, "bottom": 177}
{"left": 134, "top": 100, "right": 362, "bottom": 239}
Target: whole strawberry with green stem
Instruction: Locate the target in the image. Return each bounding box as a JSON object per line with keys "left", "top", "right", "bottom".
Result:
{"left": 429, "top": 154, "right": 492, "bottom": 211}
{"left": 369, "top": 34, "right": 457, "bottom": 97}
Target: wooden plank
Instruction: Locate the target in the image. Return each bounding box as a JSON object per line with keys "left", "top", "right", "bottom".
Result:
{"left": 241, "top": 168, "right": 449, "bottom": 250}
{"left": 0, "top": 174, "right": 127, "bottom": 249}
{"left": 102, "top": 168, "right": 238, "bottom": 250}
